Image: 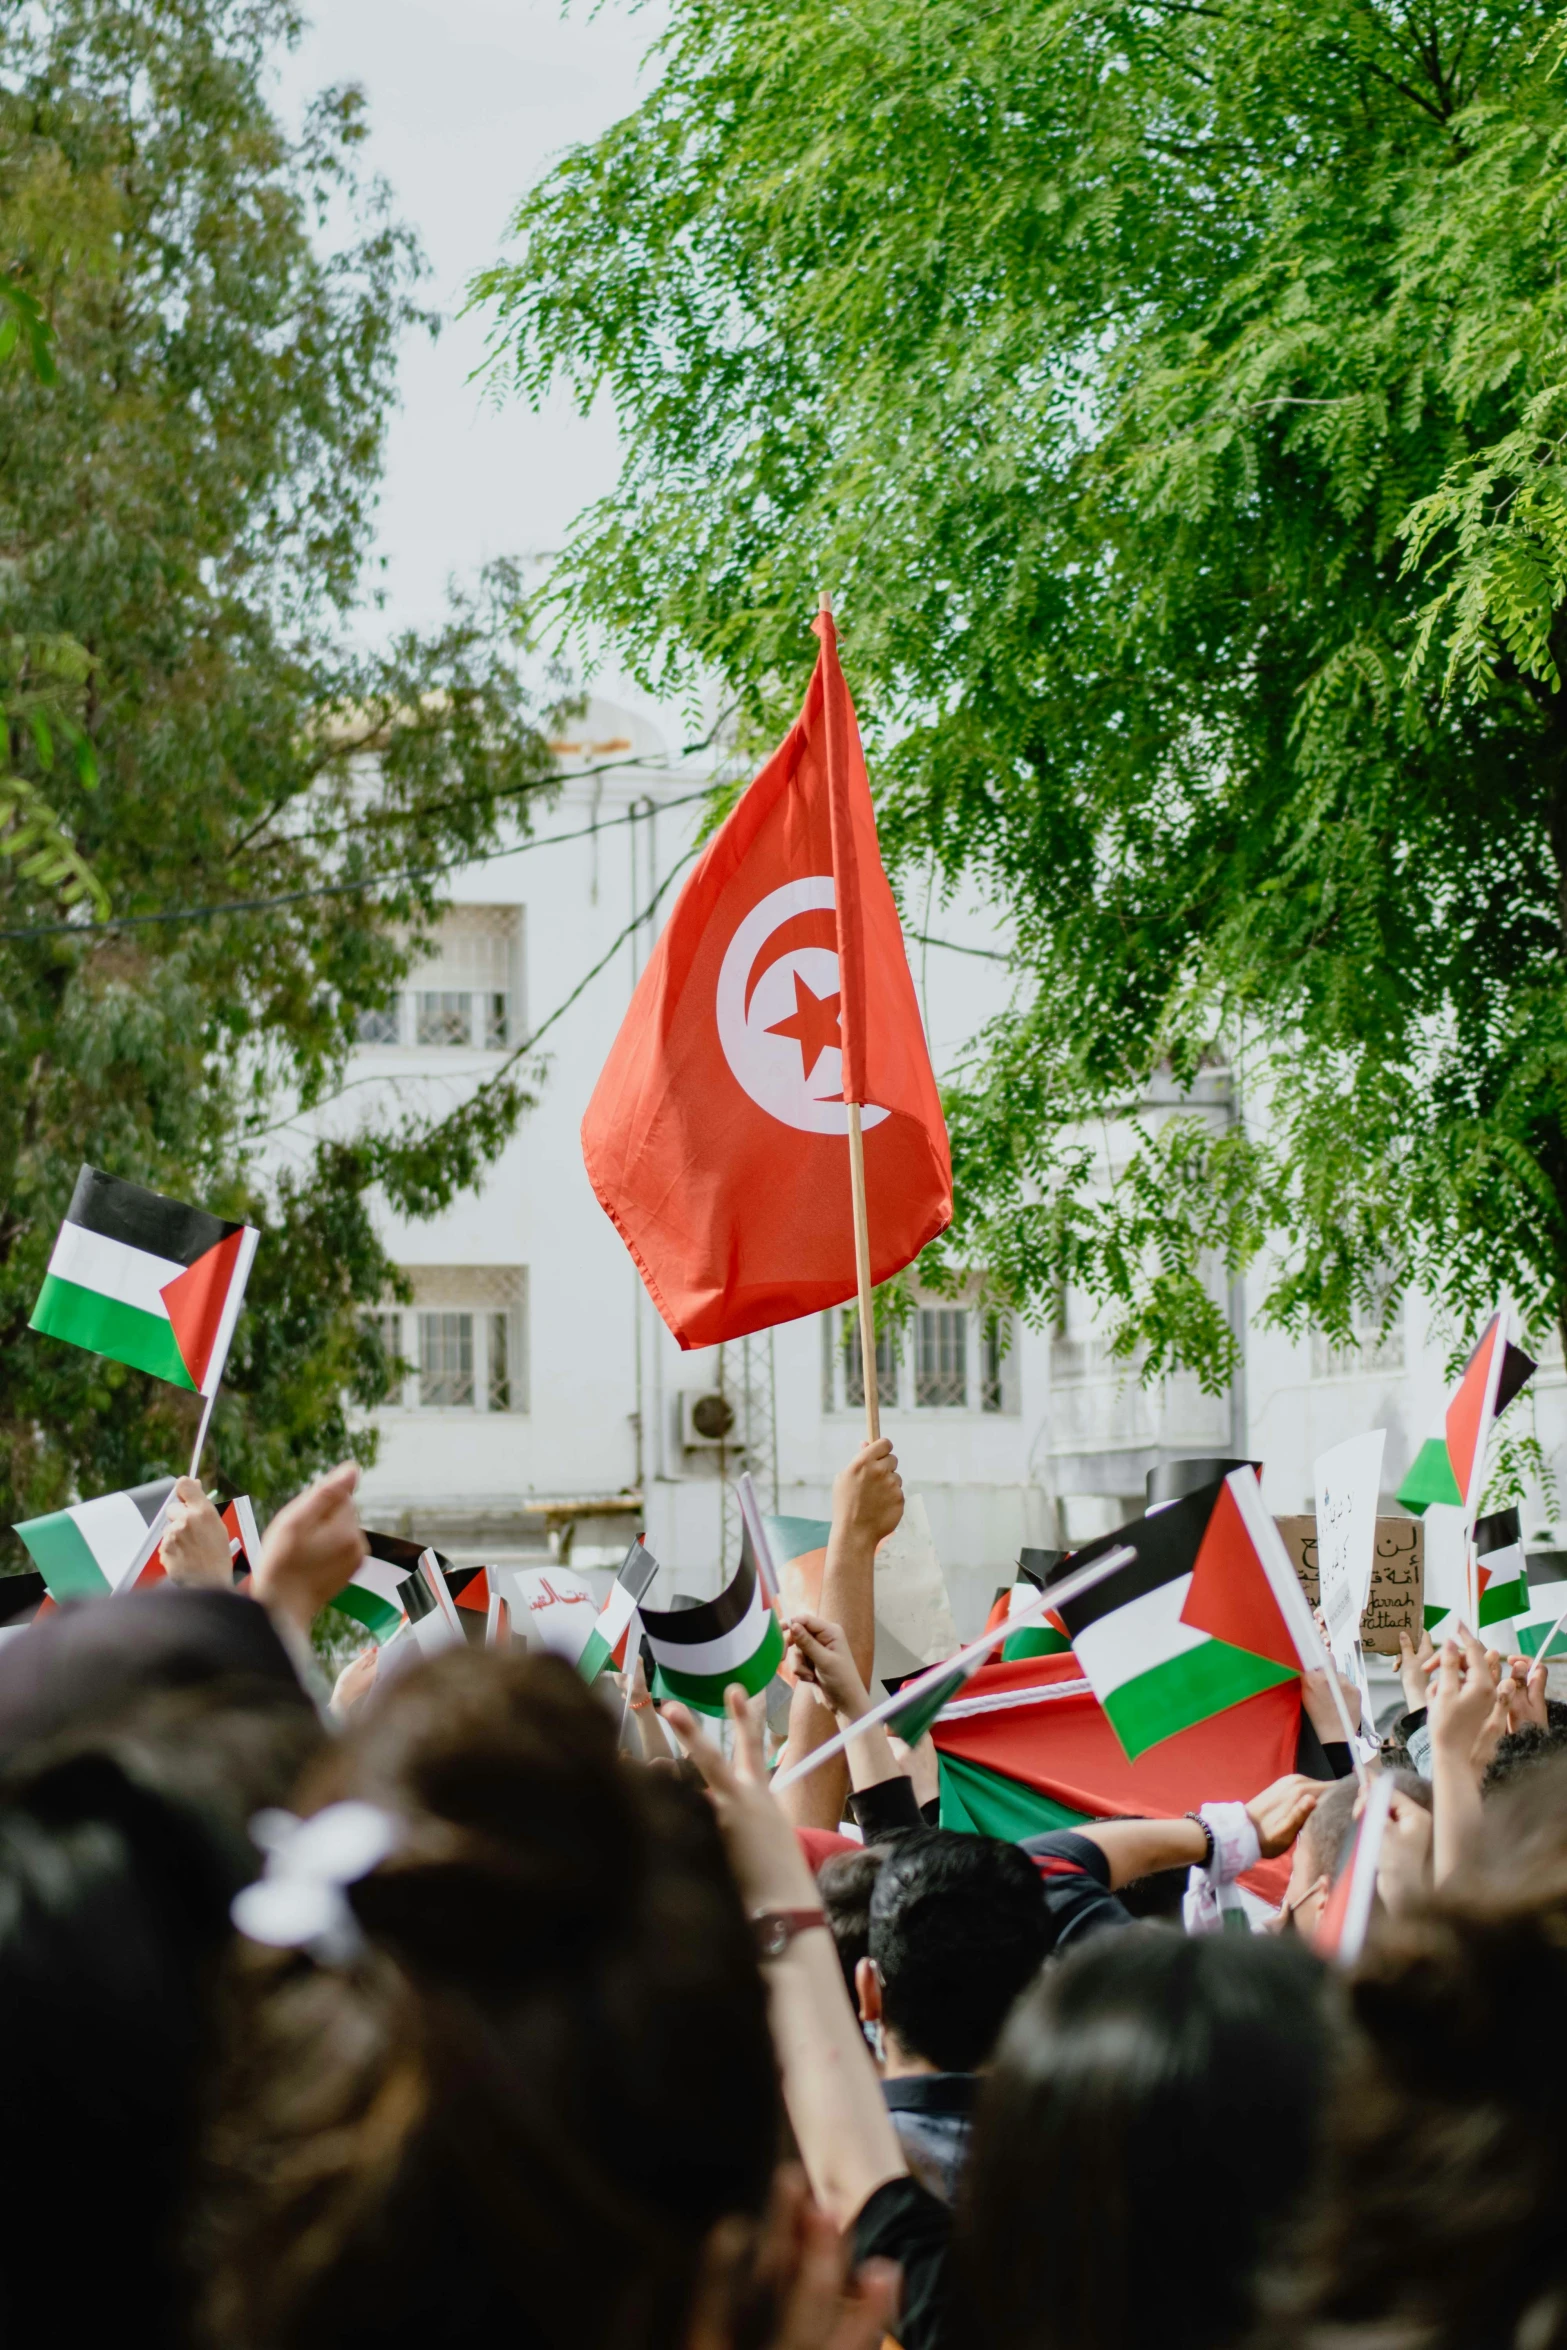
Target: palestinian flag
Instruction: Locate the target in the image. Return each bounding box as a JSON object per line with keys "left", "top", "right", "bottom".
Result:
{"left": 1475, "top": 1507, "right": 1529, "bottom": 1633}
{"left": 930, "top": 1645, "right": 1298, "bottom": 1906}
{"left": 397, "top": 1550, "right": 467, "bottom": 1658}
{"left": 221, "top": 1495, "right": 262, "bottom": 1585}
{"left": 448, "top": 1563, "right": 491, "bottom": 1614}
{"left": 578, "top": 1537, "right": 660, "bottom": 1682}
{"left": 1396, "top": 1313, "right": 1534, "bottom": 1519}
{"left": 14, "top": 1478, "right": 175, "bottom": 1599}
{"left": 485, "top": 1587, "right": 512, "bottom": 1648}
{"left": 1511, "top": 1549, "right": 1567, "bottom": 1661}
{"left": 1002, "top": 1551, "right": 1070, "bottom": 1660}
{"left": 1315, "top": 1773, "right": 1394, "bottom": 1964}
{"left": 641, "top": 1538, "right": 785, "bottom": 1715}
{"left": 30, "top": 1166, "right": 259, "bottom": 1396}
{"left": 331, "top": 1531, "right": 451, "bottom": 1644}
{"left": 1045, "top": 1471, "right": 1308, "bottom": 1762}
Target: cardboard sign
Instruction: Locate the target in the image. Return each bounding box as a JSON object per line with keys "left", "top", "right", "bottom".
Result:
{"left": 1277, "top": 1515, "right": 1422, "bottom": 1655}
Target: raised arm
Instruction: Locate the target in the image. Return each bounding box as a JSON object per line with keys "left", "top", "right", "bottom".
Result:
{"left": 665, "top": 1686, "right": 907, "bottom": 2230}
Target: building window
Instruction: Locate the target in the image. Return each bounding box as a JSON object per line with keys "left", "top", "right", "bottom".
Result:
{"left": 355, "top": 1002, "right": 401, "bottom": 1047}
{"left": 1310, "top": 1295, "right": 1405, "bottom": 1382}
{"left": 822, "top": 1301, "right": 1016, "bottom": 1413}
{"left": 844, "top": 1317, "right": 899, "bottom": 1411}
{"left": 418, "top": 1311, "right": 474, "bottom": 1408}
{"left": 353, "top": 907, "right": 523, "bottom": 1056}
{"left": 980, "top": 1315, "right": 1007, "bottom": 1413}
{"left": 357, "top": 1270, "right": 528, "bottom": 1414}
{"left": 415, "top": 991, "right": 473, "bottom": 1048}
{"left": 916, "top": 1307, "right": 968, "bottom": 1408}
{"left": 487, "top": 1310, "right": 513, "bottom": 1411}
{"left": 360, "top": 1310, "right": 405, "bottom": 1402}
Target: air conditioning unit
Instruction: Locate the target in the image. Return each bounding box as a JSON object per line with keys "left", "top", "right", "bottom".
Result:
{"left": 679, "top": 1390, "right": 737, "bottom": 1451}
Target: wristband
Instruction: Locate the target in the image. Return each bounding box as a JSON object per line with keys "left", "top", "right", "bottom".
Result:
{"left": 751, "top": 1907, "right": 827, "bottom": 1961}
{"left": 1196, "top": 1801, "right": 1260, "bottom": 1883}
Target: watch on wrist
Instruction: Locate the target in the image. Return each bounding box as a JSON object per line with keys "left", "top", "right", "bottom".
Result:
{"left": 751, "top": 1906, "right": 828, "bottom": 1961}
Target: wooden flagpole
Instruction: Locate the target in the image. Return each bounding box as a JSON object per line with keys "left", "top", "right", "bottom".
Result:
{"left": 820, "top": 588, "right": 879, "bottom": 1444}
{"left": 848, "top": 1101, "right": 879, "bottom": 1442}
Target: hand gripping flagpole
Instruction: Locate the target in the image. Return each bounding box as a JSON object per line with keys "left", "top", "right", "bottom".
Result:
{"left": 819, "top": 589, "right": 880, "bottom": 1444}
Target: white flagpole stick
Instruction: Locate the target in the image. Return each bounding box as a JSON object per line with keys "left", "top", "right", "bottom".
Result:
{"left": 1336, "top": 1770, "right": 1396, "bottom": 1966}
{"left": 1536, "top": 1595, "right": 1567, "bottom": 1667}
{"left": 819, "top": 586, "right": 880, "bottom": 1447}
{"left": 737, "top": 1472, "right": 780, "bottom": 1601}
{"left": 188, "top": 1388, "right": 217, "bottom": 1479}
{"left": 847, "top": 1103, "right": 880, "bottom": 1444}
{"left": 1227, "top": 1468, "right": 1367, "bottom": 1782}
{"left": 771, "top": 1542, "right": 1133, "bottom": 1792}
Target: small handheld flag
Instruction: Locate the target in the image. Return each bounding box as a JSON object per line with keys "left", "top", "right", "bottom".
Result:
{"left": 485, "top": 1587, "right": 512, "bottom": 1648}
{"left": 772, "top": 1546, "right": 1134, "bottom": 1792}
{"left": 331, "top": 1532, "right": 452, "bottom": 1645}
{"left": 395, "top": 1549, "right": 467, "bottom": 1660}
{"left": 14, "top": 1478, "right": 174, "bottom": 1600}
{"left": 512, "top": 1566, "right": 602, "bottom": 1666}
{"left": 221, "top": 1494, "right": 262, "bottom": 1585}
{"left": 577, "top": 1538, "right": 660, "bottom": 1682}
{"left": 1396, "top": 1312, "right": 1534, "bottom": 1521}
{"left": 640, "top": 1539, "right": 785, "bottom": 1716}
{"left": 30, "top": 1166, "right": 259, "bottom": 1400}
{"left": 1315, "top": 1773, "right": 1396, "bottom": 1965}
{"left": 1475, "top": 1508, "right": 1529, "bottom": 1634}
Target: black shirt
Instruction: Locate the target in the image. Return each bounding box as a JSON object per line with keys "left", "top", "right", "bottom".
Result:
{"left": 852, "top": 2175, "right": 955, "bottom": 2350}
{"left": 1017, "top": 1826, "right": 1135, "bottom": 1946}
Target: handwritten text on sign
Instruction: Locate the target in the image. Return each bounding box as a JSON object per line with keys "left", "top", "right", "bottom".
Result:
{"left": 1276, "top": 1516, "right": 1423, "bottom": 1656}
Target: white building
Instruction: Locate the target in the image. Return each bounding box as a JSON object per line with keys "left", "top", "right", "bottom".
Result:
{"left": 313, "top": 700, "right": 1567, "bottom": 1638}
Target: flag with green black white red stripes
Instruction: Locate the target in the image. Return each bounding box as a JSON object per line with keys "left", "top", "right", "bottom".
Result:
{"left": 14, "top": 1479, "right": 175, "bottom": 1599}
{"left": 30, "top": 1166, "right": 259, "bottom": 1396}
{"left": 1396, "top": 1313, "right": 1534, "bottom": 1520}
{"left": 1045, "top": 1470, "right": 1318, "bottom": 1762}
{"left": 640, "top": 1522, "right": 783, "bottom": 1715}
{"left": 578, "top": 1538, "right": 659, "bottom": 1682}
{"left": 330, "top": 1532, "right": 453, "bottom": 1645}
{"left": 1475, "top": 1508, "right": 1529, "bottom": 1635}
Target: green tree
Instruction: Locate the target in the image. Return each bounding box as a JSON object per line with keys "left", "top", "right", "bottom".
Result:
{"left": 480, "top": 0, "right": 1567, "bottom": 1384}
{"left": 0, "top": 0, "right": 559, "bottom": 1555}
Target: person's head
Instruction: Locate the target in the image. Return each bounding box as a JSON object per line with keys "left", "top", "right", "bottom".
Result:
{"left": 1482, "top": 1720, "right": 1567, "bottom": 1796}
{"left": 858, "top": 1829, "right": 1053, "bottom": 2074}
{"left": 0, "top": 1744, "right": 251, "bottom": 2343}
{"left": 819, "top": 1844, "right": 886, "bottom": 2002}
{"left": 1282, "top": 1774, "right": 1360, "bottom": 1938}
{"left": 1276, "top": 1751, "right": 1567, "bottom": 2350}
{"left": 961, "top": 1926, "right": 1335, "bottom": 2350}
{"left": 204, "top": 1647, "right": 780, "bottom": 2350}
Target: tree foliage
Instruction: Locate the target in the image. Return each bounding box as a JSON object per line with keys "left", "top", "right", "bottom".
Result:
{"left": 481, "top": 0, "right": 1567, "bottom": 1385}
{"left": 0, "top": 0, "right": 559, "bottom": 1553}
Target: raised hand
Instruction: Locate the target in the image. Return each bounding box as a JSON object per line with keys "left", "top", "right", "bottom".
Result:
{"left": 160, "top": 1476, "right": 233, "bottom": 1590}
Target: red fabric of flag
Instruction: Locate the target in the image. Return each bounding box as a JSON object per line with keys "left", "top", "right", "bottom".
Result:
{"left": 582, "top": 614, "right": 951, "bottom": 1347}
{"left": 1179, "top": 1478, "right": 1300, "bottom": 1672}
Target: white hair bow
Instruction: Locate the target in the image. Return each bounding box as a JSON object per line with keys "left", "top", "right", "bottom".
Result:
{"left": 231, "top": 1801, "right": 400, "bottom": 1962}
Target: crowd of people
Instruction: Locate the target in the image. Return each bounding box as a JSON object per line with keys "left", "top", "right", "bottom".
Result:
{"left": 3, "top": 1438, "right": 1567, "bottom": 2350}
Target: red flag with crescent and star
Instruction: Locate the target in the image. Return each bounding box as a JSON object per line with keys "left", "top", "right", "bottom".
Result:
{"left": 581, "top": 611, "right": 951, "bottom": 1348}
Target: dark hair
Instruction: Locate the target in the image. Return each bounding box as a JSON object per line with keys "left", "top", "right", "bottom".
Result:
{"left": 1271, "top": 1752, "right": 1567, "bottom": 2350}
{"left": 963, "top": 1927, "right": 1334, "bottom": 2350}
{"left": 869, "top": 1829, "right": 1053, "bottom": 2073}
{"left": 1482, "top": 1721, "right": 1567, "bottom": 1796}
{"left": 203, "top": 1648, "right": 780, "bottom": 2350}
{"left": 819, "top": 1845, "right": 886, "bottom": 2001}
{"left": 0, "top": 1747, "right": 247, "bottom": 2345}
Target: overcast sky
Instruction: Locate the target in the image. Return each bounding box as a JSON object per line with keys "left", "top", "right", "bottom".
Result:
{"left": 278, "top": 0, "right": 676, "bottom": 733}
